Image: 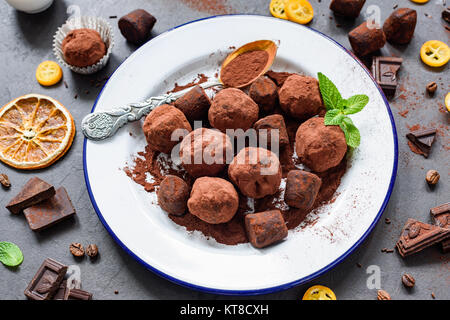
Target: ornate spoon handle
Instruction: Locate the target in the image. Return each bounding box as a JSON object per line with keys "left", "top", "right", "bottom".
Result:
{"left": 81, "top": 79, "right": 222, "bottom": 141}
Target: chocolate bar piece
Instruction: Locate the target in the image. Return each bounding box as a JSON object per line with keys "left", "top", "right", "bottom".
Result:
{"left": 23, "top": 187, "right": 76, "bottom": 231}
{"left": 245, "top": 210, "right": 288, "bottom": 248}
{"left": 6, "top": 177, "right": 55, "bottom": 214}
{"left": 396, "top": 218, "right": 450, "bottom": 257}
{"left": 53, "top": 280, "right": 68, "bottom": 300}
{"left": 406, "top": 128, "right": 436, "bottom": 158}
{"left": 24, "top": 258, "right": 68, "bottom": 300}
{"left": 371, "top": 56, "right": 403, "bottom": 97}
{"left": 442, "top": 8, "right": 450, "bottom": 24}
{"left": 64, "top": 288, "right": 93, "bottom": 300}
{"left": 430, "top": 203, "right": 450, "bottom": 253}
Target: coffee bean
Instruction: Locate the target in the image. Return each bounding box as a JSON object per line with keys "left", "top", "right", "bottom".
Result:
{"left": 86, "top": 244, "right": 98, "bottom": 258}
{"left": 377, "top": 289, "right": 391, "bottom": 300}
{"left": 0, "top": 174, "right": 11, "bottom": 188}
{"left": 402, "top": 273, "right": 415, "bottom": 288}
{"left": 426, "top": 82, "right": 437, "bottom": 95}
{"left": 70, "top": 243, "right": 85, "bottom": 257}
{"left": 426, "top": 170, "right": 440, "bottom": 185}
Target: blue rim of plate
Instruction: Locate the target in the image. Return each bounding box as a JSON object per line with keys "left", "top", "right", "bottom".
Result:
{"left": 83, "top": 14, "right": 398, "bottom": 296}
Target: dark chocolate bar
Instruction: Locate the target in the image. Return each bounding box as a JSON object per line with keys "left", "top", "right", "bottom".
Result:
{"left": 53, "top": 280, "right": 68, "bottom": 300}
{"left": 430, "top": 203, "right": 450, "bottom": 253}
{"left": 406, "top": 128, "right": 436, "bottom": 158}
{"left": 24, "top": 258, "right": 68, "bottom": 300}
{"left": 6, "top": 177, "right": 55, "bottom": 214}
{"left": 23, "top": 187, "right": 76, "bottom": 231}
{"left": 396, "top": 218, "right": 450, "bottom": 257}
{"left": 64, "top": 288, "right": 93, "bottom": 300}
{"left": 371, "top": 56, "right": 403, "bottom": 97}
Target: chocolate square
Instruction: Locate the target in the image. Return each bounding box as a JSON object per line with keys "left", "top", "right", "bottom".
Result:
{"left": 52, "top": 280, "right": 68, "bottom": 300}
{"left": 23, "top": 187, "right": 75, "bottom": 231}
{"left": 430, "top": 203, "right": 450, "bottom": 253}
{"left": 371, "top": 56, "right": 403, "bottom": 97}
{"left": 64, "top": 288, "right": 93, "bottom": 300}
{"left": 396, "top": 218, "right": 450, "bottom": 257}
{"left": 24, "top": 258, "right": 68, "bottom": 300}
{"left": 406, "top": 128, "right": 436, "bottom": 158}
{"left": 6, "top": 177, "right": 55, "bottom": 214}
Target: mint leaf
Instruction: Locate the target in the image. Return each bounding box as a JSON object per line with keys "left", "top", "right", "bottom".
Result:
{"left": 318, "top": 72, "right": 342, "bottom": 111}
{"left": 339, "top": 117, "right": 360, "bottom": 148}
{"left": 324, "top": 109, "right": 345, "bottom": 125}
{"left": 343, "top": 94, "right": 369, "bottom": 115}
{"left": 0, "top": 242, "right": 24, "bottom": 267}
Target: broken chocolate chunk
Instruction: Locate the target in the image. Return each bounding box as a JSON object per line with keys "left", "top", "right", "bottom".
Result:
{"left": 371, "top": 56, "right": 403, "bottom": 97}
{"left": 430, "top": 203, "right": 450, "bottom": 253}
{"left": 396, "top": 218, "right": 450, "bottom": 257}
{"left": 245, "top": 210, "right": 288, "bottom": 248}
{"left": 64, "top": 288, "right": 93, "bottom": 300}
{"left": 24, "top": 258, "right": 68, "bottom": 300}
{"left": 53, "top": 280, "right": 68, "bottom": 300}
{"left": 6, "top": 177, "right": 55, "bottom": 214}
{"left": 442, "top": 8, "right": 450, "bottom": 24}
{"left": 23, "top": 187, "right": 76, "bottom": 231}
{"left": 406, "top": 128, "right": 436, "bottom": 158}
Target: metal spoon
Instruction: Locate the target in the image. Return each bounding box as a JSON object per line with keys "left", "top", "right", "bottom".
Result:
{"left": 81, "top": 40, "right": 277, "bottom": 141}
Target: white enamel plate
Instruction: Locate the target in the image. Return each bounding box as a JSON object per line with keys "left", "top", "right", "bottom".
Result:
{"left": 84, "top": 15, "right": 398, "bottom": 295}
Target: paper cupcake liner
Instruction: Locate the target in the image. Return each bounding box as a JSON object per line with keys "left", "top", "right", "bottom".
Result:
{"left": 53, "top": 16, "right": 114, "bottom": 75}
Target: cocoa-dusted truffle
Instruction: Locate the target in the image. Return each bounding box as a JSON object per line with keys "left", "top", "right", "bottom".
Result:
{"left": 62, "top": 29, "right": 106, "bottom": 67}
{"left": 295, "top": 117, "right": 347, "bottom": 172}
{"left": 179, "top": 128, "right": 232, "bottom": 178}
{"left": 208, "top": 88, "right": 259, "bottom": 132}
{"left": 278, "top": 74, "right": 324, "bottom": 120}
{"left": 249, "top": 76, "right": 278, "bottom": 113}
{"left": 245, "top": 210, "right": 288, "bottom": 248}
{"left": 143, "top": 104, "right": 192, "bottom": 154}
{"left": 348, "top": 22, "right": 386, "bottom": 57}
{"left": 253, "top": 114, "right": 289, "bottom": 149}
{"left": 228, "top": 147, "right": 282, "bottom": 199}
{"left": 383, "top": 8, "right": 417, "bottom": 45}
{"left": 118, "top": 9, "right": 157, "bottom": 44}
{"left": 285, "top": 170, "right": 322, "bottom": 210}
{"left": 330, "top": 0, "right": 366, "bottom": 18}
{"left": 157, "top": 175, "right": 189, "bottom": 216}
{"left": 174, "top": 85, "right": 211, "bottom": 123}
{"left": 187, "top": 177, "right": 239, "bottom": 224}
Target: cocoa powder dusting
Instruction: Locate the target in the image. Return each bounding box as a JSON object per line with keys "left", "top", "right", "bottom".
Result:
{"left": 169, "top": 73, "right": 209, "bottom": 93}
{"left": 179, "top": 0, "right": 232, "bottom": 14}
{"left": 221, "top": 50, "right": 269, "bottom": 87}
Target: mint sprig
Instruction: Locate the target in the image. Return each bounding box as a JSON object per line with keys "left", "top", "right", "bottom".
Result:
{"left": 0, "top": 241, "right": 24, "bottom": 267}
{"left": 318, "top": 72, "right": 369, "bottom": 148}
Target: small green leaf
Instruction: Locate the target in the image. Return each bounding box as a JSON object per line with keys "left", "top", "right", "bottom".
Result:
{"left": 324, "top": 109, "right": 345, "bottom": 125}
{"left": 339, "top": 117, "right": 360, "bottom": 148}
{"left": 0, "top": 242, "right": 24, "bottom": 267}
{"left": 343, "top": 94, "right": 369, "bottom": 115}
{"left": 318, "top": 72, "right": 343, "bottom": 111}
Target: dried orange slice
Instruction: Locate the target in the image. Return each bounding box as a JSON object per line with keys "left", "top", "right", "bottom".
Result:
{"left": 0, "top": 94, "right": 75, "bottom": 170}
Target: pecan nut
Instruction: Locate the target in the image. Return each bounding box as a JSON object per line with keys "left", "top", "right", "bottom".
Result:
{"left": 69, "top": 243, "right": 85, "bottom": 257}
{"left": 402, "top": 273, "right": 415, "bottom": 288}
{"left": 377, "top": 289, "right": 391, "bottom": 300}
{"left": 426, "top": 170, "right": 440, "bottom": 185}
{"left": 86, "top": 244, "right": 98, "bottom": 258}
{"left": 0, "top": 174, "right": 11, "bottom": 188}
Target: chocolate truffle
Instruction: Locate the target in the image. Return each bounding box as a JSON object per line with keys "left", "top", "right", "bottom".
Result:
{"left": 245, "top": 210, "right": 288, "bottom": 248}
{"left": 330, "top": 0, "right": 366, "bottom": 18}
{"left": 142, "top": 104, "right": 192, "bottom": 154}
{"left": 179, "top": 128, "right": 233, "bottom": 178}
{"left": 295, "top": 117, "right": 347, "bottom": 172}
{"left": 187, "top": 177, "right": 239, "bottom": 224}
{"left": 383, "top": 8, "right": 417, "bottom": 45}
{"left": 278, "top": 74, "right": 324, "bottom": 120}
{"left": 228, "top": 147, "right": 282, "bottom": 199}
{"left": 249, "top": 76, "right": 278, "bottom": 113}
{"left": 208, "top": 88, "right": 259, "bottom": 132}
{"left": 157, "top": 175, "right": 189, "bottom": 216}
{"left": 348, "top": 22, "right": 387, "bottom": 57}
{"left": 174, "top": 85, "right": 211, "bottom": 123}
{"left": 285, "top": 170, "right": 322, "bottom": 210}
{"left": 118, "top": 9, "right": 157, "bottom": 44}
{"left": 253, "top": 114, "right": 289, "bottom": 149}
{"left": 62, "top": 29, "right": 106, "bottom": 67}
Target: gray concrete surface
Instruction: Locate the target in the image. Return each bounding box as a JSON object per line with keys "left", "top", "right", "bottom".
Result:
{"left": 0, "top": 0, "right": 448, "bottom": 300}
